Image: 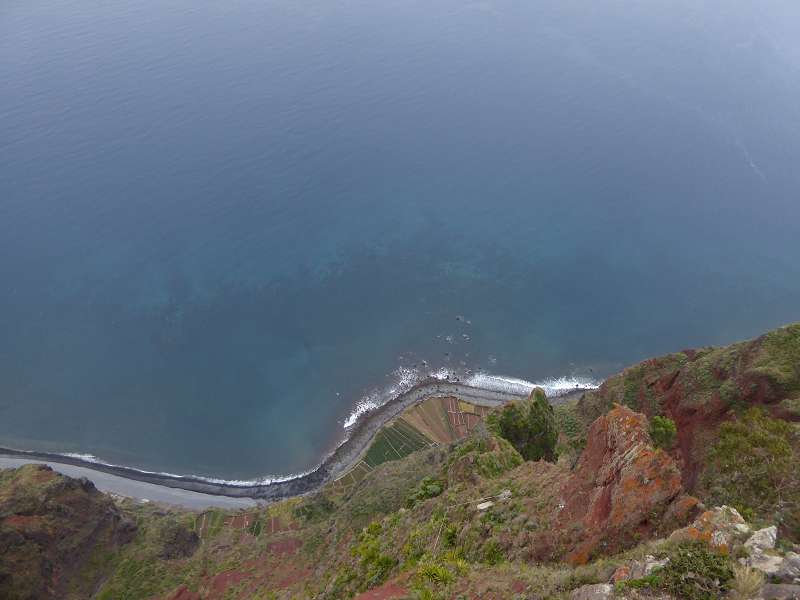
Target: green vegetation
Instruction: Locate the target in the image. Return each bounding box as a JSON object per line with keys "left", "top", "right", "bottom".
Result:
{"left": 406, "top": 476, "right": 444, "bottom": 508}
{"left": 616, "top": 542, "right": 734, "bottom": 600}
{"left": 351, "top": 521, "right": 398, "bottom": 591}
{"left": 4, "top": 324, "right": 800, "bottom": 600}
{"left": 448, "top": 432, "right": 523, "bottom": 480}
{"left": 554, "top": 401, "right": 587, "bottom": 459}
{"left": 749, "top": 323, "right": 800, "bottom": 394}
{"left": 649, "top": 415, "right": 677, "bottom": 449}
{"left": 487, "top": 388, "right": 558, "bottom": 462}
{"left": 363, "top": 418, "right": 433, "bottom": 468}
{"left": 704, "top": 407, "right": 799, "bottom": 534}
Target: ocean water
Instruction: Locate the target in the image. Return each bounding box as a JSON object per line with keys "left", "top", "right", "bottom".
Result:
{"left": 1, "top": 0, "right": 800, "bottom": 480}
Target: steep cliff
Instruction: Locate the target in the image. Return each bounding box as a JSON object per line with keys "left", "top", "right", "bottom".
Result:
{"left": 0, "top": 323, "right": 798, "bottom": 599}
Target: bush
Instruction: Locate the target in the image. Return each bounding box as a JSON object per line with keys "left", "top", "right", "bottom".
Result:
{"left": 353, "top": 521, "right": 398, "bottom": 590}
{"left": 406, "top": 477, "right": 444, "bottom": 508}
{"left": 660, "top": 543, "right": 734, "bottom": 600}
{"left": 649, "top": 416, "right": 677, "bottom": 449}
{"left": 487, "top": 388, "right": 558, "bottom": 462}
{"left": 704, "top": 407, "right": 798, "bottom": 528}
{"left": 618, "top": 543, "right": 734, "bottom": 600}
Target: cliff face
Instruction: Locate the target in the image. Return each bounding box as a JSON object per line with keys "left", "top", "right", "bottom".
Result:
{"left": 579, "top": 323, "right": 800, "bottom": 490}
{"left": 0, "top": 323, "right": 797, "bottom": 599}
{"left": 0, "top": 464, "right": 135, "bottom": 600}
{"left": 554, "top": 405, "right": 699, "bottom": 565}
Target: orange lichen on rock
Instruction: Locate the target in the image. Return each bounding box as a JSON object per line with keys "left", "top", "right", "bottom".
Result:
{"left": 551, "top": 405, "right": 699, "bottom": 564}
{"left": 669, "top": 505, "right": 750, "bottom": 553}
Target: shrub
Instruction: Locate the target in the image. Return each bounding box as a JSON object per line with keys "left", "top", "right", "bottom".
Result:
{"left": 406, "top": 477, "right": 444, "bottom": 508}
{"left": 416, "top": 560, "right": 454, "bottom": 584}
{"left": 704, "top": 407, "right": 797, "bottom": 523}
{"left": 348, "top": 520, "right": 399, "bottom": 590}
{"left": 293, "top": 493, "right": 335, "bottom": 522}
{"left": 649, "top": 416, "right": 677, "bottom": 449}
{"left": 660, "top": 542, "right": 734, "bottom": 600}
{"left": 487, "top": 388, "right": 558, "bottom": 462}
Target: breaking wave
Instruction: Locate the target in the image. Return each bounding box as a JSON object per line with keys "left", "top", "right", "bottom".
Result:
{"left": 342, "top": 367, "right": 599, "bottom": 430}
{"left": 59, "top": 452, "right": 314, "bottom": 486}
{"left": 49, "top": 368, "right": 598, "bottom": 487}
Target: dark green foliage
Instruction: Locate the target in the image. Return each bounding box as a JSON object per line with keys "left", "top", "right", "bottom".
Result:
{"left": 554, "top": 401, "right": 587, "bottom": 457}
{"left": 157, "top": 519, "right": 199, "bottom": 559}
{"left": 487, "top": 388, "right": 558, "bottom": 462}
{"left": 480, "top": 538, "right": 504, "bottom": 565}
{"left": 704, "top": 407, "right": 799, "bottom": 535}
{"left": 352, "top": 521, "right": 398, "bottom": 591}
{"left": 659, "top": 543, "right": 734, "bottom": 600}
{"left": 406, "top": 476, "right": 444, "bottom": 508}
{"left": 615, "top": 543, "right": 734, "bottom": 600}
{"left": 750, "top": 324, "right": 800, "bottom": 393}
{"left": 449, "top": 432, "right": 523, "bottom": 479}
{"left": 294, "top": 492, "right": 336, "bottom": 522}
{"left": 649, "top": 416, "right": 677, "bottom": 449}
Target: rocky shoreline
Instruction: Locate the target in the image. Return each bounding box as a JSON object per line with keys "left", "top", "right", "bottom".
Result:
{"left": 0, "top": 378, "right": 589, "bottom": 502}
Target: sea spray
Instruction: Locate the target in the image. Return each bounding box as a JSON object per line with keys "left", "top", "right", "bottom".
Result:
{"left": 41, "top": 369, "right": 597, "bottom": 489}
{"left": 342, "top": 367, "right": 599, "bottom": 430}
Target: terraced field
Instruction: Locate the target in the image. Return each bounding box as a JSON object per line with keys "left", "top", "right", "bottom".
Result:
{"left": 362, "top": 418, "right": 434, "bottom": 467}
{"left": 330, "top": 395, "right": 493, "bottom": 496}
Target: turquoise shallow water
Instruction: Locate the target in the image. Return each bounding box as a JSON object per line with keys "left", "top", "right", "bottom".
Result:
{"left": 1, "top": 0, "right": 800, "bottom": 479}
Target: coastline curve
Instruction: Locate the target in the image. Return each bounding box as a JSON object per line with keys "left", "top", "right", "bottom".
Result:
{"left": 0, "top": 378, "right": 591, "bottom": 502}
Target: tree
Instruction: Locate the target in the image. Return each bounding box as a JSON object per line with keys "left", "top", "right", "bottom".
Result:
{"left": 488, "top": 387, "right": 558, "bottom": 462}
{"left": 649, "top": 415, "right": 677, "bottom": 449}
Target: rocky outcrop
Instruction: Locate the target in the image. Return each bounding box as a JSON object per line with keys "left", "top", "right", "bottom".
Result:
{"left": 578, "top": 323, "right": 800, "bottom": 491}
{"left": 553, "top": 405, "right": 700, "bottom": 564}
{"left": 570, "top": 583, "right": 614, "bottom": 600}
{"left": 0, "top": 464, "right": 135, "bottom": 600}
{"left": 668, "top": 505, "right": 751, "bottom": 552}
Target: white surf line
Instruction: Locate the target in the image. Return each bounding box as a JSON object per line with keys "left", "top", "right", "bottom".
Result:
{"left": 0, "top": 376, "right": 596, "bottom": 502}
{"left": 0, "top": 457, "right": 257, "bottom": 510}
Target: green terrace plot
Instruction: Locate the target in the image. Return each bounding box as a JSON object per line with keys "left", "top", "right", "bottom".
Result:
{"left": 331, "top": 461, "right": 374, "bottom": 494}
{"left": 362, "top": 418, "right": 434, "bottom": 469}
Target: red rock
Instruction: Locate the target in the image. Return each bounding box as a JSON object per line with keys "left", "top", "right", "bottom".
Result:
{"left": 554, "top": 405, "right": 699, "bottom": 564}
{"left": 611, "top": 565, "right": 631, "bottom": 583}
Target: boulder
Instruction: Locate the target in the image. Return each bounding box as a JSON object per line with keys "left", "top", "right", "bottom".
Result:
{"left": 669, "top": 505, "right": 749, "bottom": 553}
{"left": 555, "top": 405, "right": 700, "bottom": 564}
{"left": 778, "top": 552, "right": 800, "bottom": 584}
{"left": 612, "top": 555, "right": 669, "bottom": 583}
{"left": 749, "top": 552, "right": 785, "bottom": 576}
{"left": 759, "top": 583, "right": 800, "bottom": 600}
{"left": 746, "top": 526, "right": 778, "bottom": 552}
{"left": 570, "top": 583, "right": 613, "bottom": 600}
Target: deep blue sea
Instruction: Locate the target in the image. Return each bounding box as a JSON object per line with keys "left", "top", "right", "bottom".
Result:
{"left": 2, "top": 0, "right": 800, "bottom": 479}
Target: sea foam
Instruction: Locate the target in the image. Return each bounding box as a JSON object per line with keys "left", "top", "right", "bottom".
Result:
{"left": 342, "top": 367, "right": 599, "bottom": 430}
{"left": 54, "top": 367, "right": 598, "bottom": 487}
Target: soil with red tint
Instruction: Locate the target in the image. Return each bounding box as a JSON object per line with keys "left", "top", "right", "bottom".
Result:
{"left": 168, "top": 586, "right": 201, "bottom": 600}
{"left": 210, "top": 570, "right": 248, "bottom": 595}
{"left": 353, "top": 580, "right": 409, "bottom": 600}
{"left": 267, "top": 537, "right": 302, "bottom": 556}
